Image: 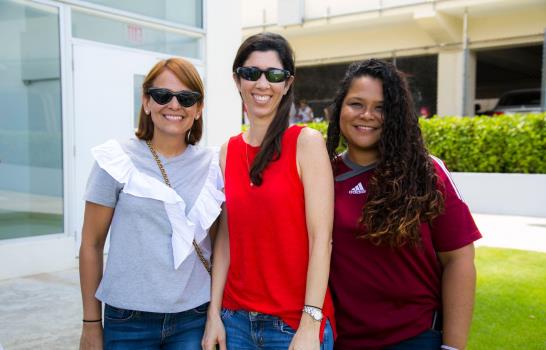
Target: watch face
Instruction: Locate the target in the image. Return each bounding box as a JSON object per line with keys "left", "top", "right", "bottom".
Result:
{"left": 312, "top": 311, "right": 321, "bottom": 320}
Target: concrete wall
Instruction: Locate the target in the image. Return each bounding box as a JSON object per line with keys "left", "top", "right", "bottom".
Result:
{"left": 470, "top": 7, "right": 546, "bottom": 46}
{"left": 242, "top": 0, "right": 546, "bottom": 64}
{"left": 287, "top": 22, "right": 435, "bottom": 65}
{"left": 204, "top": 0, "right": 242, "bottom": 147}
{"left": 0, "top": 234, "right": 75, "bottom": 280}
{"left": 452, "top": 173, "right": 546, "bottom": 217}
{"left": 241, "top": 0, "right": 546, "bottom": 116}
{"left": 437, "top": 49, "right": 476, "bottom": 116}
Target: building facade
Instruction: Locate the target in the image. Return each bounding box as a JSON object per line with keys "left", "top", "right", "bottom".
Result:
{"left": 242, "top": 0, "right": 546, "bottom": 118}
{"left": 0, "top": 0, "right": 242, "bottom": 280}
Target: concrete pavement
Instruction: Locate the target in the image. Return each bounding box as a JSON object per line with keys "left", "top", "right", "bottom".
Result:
{"left": 472, "top": 213, "right": 546, "bottom": 253}
{"left": 0, "top": 269, "right": 81, "bottom": 349}
{"left": 1, "top": 213, "right": 545, "bottom": 349}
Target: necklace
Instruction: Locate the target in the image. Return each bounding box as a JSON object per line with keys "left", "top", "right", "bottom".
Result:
{"left": 245, "top": 141, "right": 254, "bottom": 187}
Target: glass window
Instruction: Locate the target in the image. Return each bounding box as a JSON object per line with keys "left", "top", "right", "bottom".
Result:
{"left": 0, "top": 1, "right": 63, "bottom": 240}
{"left": 80, "top": 0, "right": 203, "bottom": 28}
{"left": 72, "top": 10, "right": 202, "bottom": 59}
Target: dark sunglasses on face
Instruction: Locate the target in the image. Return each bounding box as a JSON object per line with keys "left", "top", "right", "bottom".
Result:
{"left": 236, "top": 66, "right": 291, "bottom": 83}
{"left": 147, "top": 88, "right": 201, "bottom": 108}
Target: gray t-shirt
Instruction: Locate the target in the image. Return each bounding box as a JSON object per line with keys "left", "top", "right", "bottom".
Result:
{"left": 85, "top": 138, "right": 220, "bottom": 313}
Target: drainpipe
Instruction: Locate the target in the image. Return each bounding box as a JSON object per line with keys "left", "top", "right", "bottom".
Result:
{"left": 462, "top": 8, "right": 469, "bottom": 116}
{"left": 540, "top": 28, "right": 546, "bottom": 112}
{"left": 261, "top": 9, "right": 267, "bottom": 32}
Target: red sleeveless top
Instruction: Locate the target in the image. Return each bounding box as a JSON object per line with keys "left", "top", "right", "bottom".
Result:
{"left": 223, "top": 125, "right": 335, "bottom": 340}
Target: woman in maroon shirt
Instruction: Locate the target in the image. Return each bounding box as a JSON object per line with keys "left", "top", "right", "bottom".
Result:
{"left": 326, "top": 59, "right": 481, "bottom": 350}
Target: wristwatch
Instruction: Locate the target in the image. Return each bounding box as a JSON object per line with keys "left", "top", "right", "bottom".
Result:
{"left": 302, "top": 305, "right": 323, "bottom": 322}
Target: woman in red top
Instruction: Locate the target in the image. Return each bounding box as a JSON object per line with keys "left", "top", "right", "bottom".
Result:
{"left": 202, "top": 33, "right": 335, "bottom": 350}
{"left": 326, "top": 59, "right": 481, "bottom": 350}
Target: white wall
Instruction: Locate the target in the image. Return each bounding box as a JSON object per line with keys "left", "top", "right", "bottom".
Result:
{"left": 243, "top": 0, "right": 461, "bottom": 26}
{"left": 204, "top": 0, "right": 243, "bottom": 147}
{"left": 0, "top": 235, "right": 76, "bottom": 280}
{"left": 452, "top": 173, "right": 546, "bottom": 217}
{"left": 242, "top": 0, "right": 276, "bottom": 27}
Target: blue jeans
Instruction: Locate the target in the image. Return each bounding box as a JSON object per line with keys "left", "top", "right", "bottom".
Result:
{"left": 384, "top": 329, "right": 442, "bottom": 350}
{"left": 103, "top": 303, "right": 208, "bottom": 350}
{"left": 221, "top": 309, "right": 334, "bottom": 350}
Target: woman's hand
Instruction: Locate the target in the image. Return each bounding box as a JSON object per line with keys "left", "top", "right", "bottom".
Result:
{"left": 79, "top": 322, "right": 103, "bottom": 350}
{"left": 201, "top": 311, "right": 226, "bottom": 350}
{"left": 288, "top": 315, "right": 321, "bottom": 350}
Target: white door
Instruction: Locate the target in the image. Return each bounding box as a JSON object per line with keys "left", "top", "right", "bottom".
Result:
{"left": 72, "top": 41, "right": 166, "bottom": 251}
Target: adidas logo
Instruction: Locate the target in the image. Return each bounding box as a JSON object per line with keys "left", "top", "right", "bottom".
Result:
{"left": 349, "top": 182, "right": 366, "bottom": 195}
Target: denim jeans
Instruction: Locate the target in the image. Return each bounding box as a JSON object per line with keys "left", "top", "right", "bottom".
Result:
{"left": 103, "top": 303, "right": 208, "bottom": 350}
{"left": 384, "top": 329, "right": 442, "bottom": 350}
{"left": 221, "top": 309, "right": 334, "bottom": 350}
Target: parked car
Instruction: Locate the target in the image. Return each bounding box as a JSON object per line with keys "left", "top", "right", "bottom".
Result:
{"left": 484, "top": 88, "right": 542, "bottom": 116}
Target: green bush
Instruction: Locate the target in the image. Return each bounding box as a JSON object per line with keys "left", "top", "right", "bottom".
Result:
{"left": 419, "top": 113, "right": 546, "bottom": 173}
{"left": 280, "top": 113, "right": 545, "bottom": 173}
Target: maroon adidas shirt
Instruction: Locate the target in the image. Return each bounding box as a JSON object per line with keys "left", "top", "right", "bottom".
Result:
{"left": 329, "top": 154, "right": 481, "bottom": 350}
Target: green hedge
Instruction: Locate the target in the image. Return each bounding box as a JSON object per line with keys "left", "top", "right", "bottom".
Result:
{"left": 272, "top": 113, "right": 545, "bottom": 174}
{"left": 419, "top": 113, "right": 545, "bottom": 173}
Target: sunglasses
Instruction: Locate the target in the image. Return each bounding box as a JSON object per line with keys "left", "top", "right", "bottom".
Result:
{"left": 147, "top": 88, "right": 201, "bottom": 108}
{"left": 236, "top": 66, "right": 291, "bottom": 83}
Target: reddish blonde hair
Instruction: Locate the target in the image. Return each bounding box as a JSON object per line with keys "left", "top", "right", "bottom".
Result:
{"left": 136, "top": 58, "right": 204, "bottom": 144}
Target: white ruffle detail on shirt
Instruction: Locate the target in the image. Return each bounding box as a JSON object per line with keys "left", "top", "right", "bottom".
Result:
{"left": 91, "top": 139, "right": 225, "bottom": 269}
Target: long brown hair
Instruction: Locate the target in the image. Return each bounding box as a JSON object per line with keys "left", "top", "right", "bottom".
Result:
{"left": 232, "top": 32, "right": 295, "bottom": 186}
{"left": 327, "top": 59, "right": 444, "bottom": 247}
{"left": 136, "top": 58, "right": 204, "bottom": 144}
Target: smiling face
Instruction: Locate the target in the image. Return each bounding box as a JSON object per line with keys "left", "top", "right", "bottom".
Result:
{"left": 234, "top": 50, "right": 294, "bottom": 123}
{"left": 340, "top": 75, "right": 384, "bottom": 163}
{"left": 143, "top": 69, "right": 202, "bottom": 143}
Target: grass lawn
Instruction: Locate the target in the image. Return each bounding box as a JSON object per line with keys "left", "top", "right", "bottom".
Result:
{"left": 468, "top": 247, "right": 546, "bottom": 349}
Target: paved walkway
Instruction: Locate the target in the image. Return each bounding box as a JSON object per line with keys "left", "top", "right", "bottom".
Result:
{"left": 0, "top": 269, "right": 81, "bottom": 349}
{"left": 1, "top": 213, "right": 545, "bottom": 349}
{"left": 472, "top": 213, "right": 546, "bottom": 253}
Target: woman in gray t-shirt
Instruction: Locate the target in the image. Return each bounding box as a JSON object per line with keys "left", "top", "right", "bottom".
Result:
{"left": 79, "top": 58, "right": 224, "bottom": 349}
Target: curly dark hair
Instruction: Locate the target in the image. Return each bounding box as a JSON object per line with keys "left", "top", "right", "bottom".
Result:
{"left": 326, "top": 59, "right": 444, "bottom": 247}
{"left": 232, "top": 32, "right": 295, "bottom": 186}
